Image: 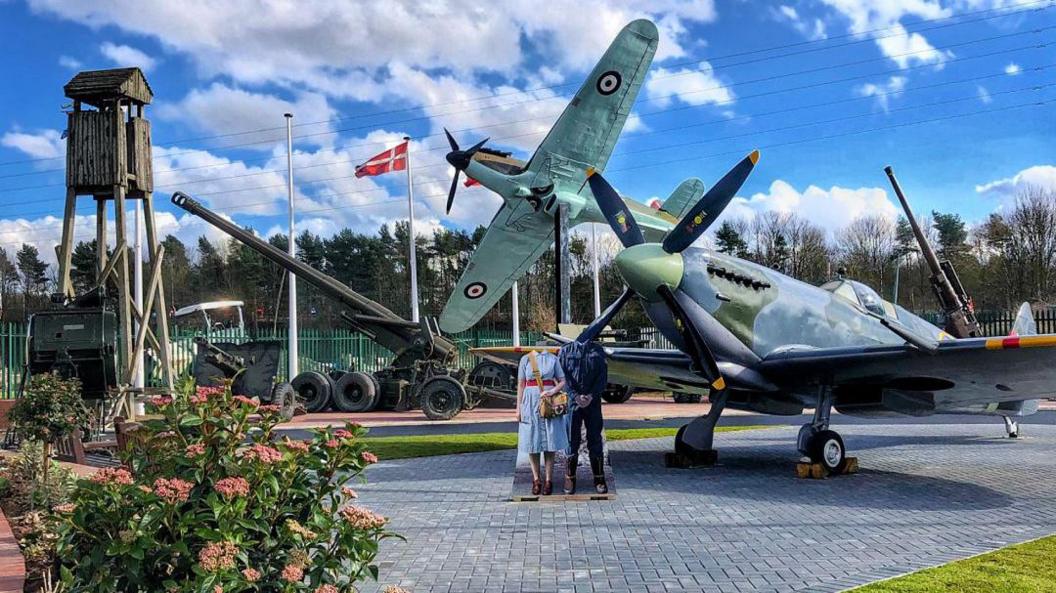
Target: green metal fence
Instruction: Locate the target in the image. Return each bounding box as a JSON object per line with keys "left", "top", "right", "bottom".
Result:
{"left": 1, "top": 323, "right": 543, "bottom": 397}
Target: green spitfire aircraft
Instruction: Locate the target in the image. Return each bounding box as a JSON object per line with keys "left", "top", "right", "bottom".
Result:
{"left": 572, "top": 153, "right": 1049, "bottom": 475}
{"left": 439, "top": 19, "right": 708, "bottom": 333}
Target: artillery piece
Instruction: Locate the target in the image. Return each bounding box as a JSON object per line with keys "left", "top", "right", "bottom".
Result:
{"left": 170, "top": 191, "right": 508, "bottom": 420}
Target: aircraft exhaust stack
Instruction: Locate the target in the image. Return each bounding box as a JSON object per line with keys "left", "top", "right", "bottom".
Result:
{"left": 884, "top": 166, "right": 980, "bottom": 338}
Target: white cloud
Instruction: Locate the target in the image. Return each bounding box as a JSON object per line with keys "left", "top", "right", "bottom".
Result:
{"left": 99, "top": 42, "right": 157, "bottom": 71}
{"left": 1, "top": 128, "right": 64, "bottom": 159}
{"left": 855, "top": 76, "right": 907, "bottom": 112}
{"left": 156, "top": 83, "right": 338, "bottom": 150}
{"left": 718, "top": 179, "right": 899, "bottom": 236}
{"left": 645, "top": 63, "right": 735, "bottom": 109}
{"left": 152, "top": 145, "right": 290, "bottom": 216}
{"left": 975, "top": 165, "right": 1056, "bottom": 198}
{"left": 817, "top": 0, "right": 953, "bottom": 68}
{"left": 58, "top": 55, "right": 81, "bottom": 70}
{"left": 774, "top": 5, "right": 828, "bottom": 40}
{"left": 1005, "top": 62, "right": 1021, "bottom": 76}
{"left": 976, "top": 85, "right": 992, "bottom": 104}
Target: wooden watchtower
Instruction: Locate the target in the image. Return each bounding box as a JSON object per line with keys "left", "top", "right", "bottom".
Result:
{"left": 56, "top": 67, "right": 174, "bottom": 413}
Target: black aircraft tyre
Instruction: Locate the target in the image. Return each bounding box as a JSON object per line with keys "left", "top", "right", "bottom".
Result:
{"left": 672, "top": 392, "right": 702, "bottom": 404}
{"left": 601, "top": 385, "right": 634, "bottom": 404}
{"left": 809, "top": 429, "right": 847, "bottom": 475}
{"left": 271, "top": 382, "right": 297, "bottom": 421}
{"left": 333, "top": 371, "right": 379, "bottom": 412}
{"left": 420, "top": 376, "right": 465, "bottom": 421}
{"left": 291, "top": 371, "right": 332, "bottom": 413}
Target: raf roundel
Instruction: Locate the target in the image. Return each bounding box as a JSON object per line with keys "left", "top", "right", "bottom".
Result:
{"left": 596, "top": 71, "right": 622, "bottom": 96}
{"left": 464, "top": 282, "right": 488, "bottom": 300}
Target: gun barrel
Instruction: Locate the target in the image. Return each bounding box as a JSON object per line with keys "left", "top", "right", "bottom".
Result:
{"left": 884, "top": 166, "right": 945, "bottom": 275}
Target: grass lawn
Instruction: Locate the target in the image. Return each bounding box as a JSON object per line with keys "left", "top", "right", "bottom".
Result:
{"left": 850, "top": 535, "right": 1056, "bottom": 593}
{"left": 361, "top": 425, "right": 765, "bottom": 460}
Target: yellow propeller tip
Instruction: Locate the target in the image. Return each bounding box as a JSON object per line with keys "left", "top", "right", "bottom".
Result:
{"left": 586, "top": 167, "right": 597, "bottom": 177}
{"left": 711, "top": 377, "right": 726, "bottom": 391}
{"left": 748, "top": 150, "right": 760, "bottom": 165}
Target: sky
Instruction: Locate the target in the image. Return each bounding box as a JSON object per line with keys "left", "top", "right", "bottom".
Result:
{"left": 0, "top": 0, "right": 1054, "bottom": 265}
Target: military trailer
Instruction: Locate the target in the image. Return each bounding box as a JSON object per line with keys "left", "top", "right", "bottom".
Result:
{"left": 171, "top": 191, "right": 511, "bottom": 420}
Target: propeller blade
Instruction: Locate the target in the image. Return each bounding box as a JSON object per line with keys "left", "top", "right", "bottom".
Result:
{"left": 662, "top": 150, "right": 759, "bottom": 254}
{"left": 576, "top": 288, "right": 634, "bottom": 344}
{"left": 467, "top": 136, "right": 489, "bottom": 155}
{"left": 586, "top": 169, "right": 645, "bottom": 248}
{"left": 656, "top": 284, "right": 725, "bottom": 391}
{"left": 446, "top": 170, "right": 461, "bottom": 214}
{"left": 444, "top": 128, "right": 459, "bottom": 152}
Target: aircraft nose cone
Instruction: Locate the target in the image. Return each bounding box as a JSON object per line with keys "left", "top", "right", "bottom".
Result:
{"left": 615, "top": 244, "right": 684, "bottom": 301}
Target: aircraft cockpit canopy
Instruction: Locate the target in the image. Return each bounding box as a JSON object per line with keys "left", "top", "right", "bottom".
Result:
{"left": 821, "top": 279, "right": 897, "bottom": 319}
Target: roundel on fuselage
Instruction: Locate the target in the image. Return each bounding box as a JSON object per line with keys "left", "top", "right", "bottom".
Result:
{"left": 596, "top": 71, "right": 622, "bottom": 96}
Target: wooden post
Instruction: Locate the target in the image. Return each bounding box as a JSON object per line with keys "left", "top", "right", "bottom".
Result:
{"left": 113, "top": 184, "right": 133, "bottom": 383}
{"left": 95, "top": 197, "right": 108, "bottom": 278}
{"left": 57, "top": 188, "right": 78, "bottom": 298}
{"left": 126, "top": 245, "right": 164, "bottom": 382}
{"left": 142, "top": 194, "right": 174, "bottom": 391}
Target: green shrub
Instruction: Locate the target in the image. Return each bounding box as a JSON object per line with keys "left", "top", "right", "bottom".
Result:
{"left": 1, "top": 441, "right": 74, "bottom": 513}
{"left": 55, "top": 378, "right": 397, "bottom": 593}
{"left": 10, "top": 373, "right": 91, "bottom": 446}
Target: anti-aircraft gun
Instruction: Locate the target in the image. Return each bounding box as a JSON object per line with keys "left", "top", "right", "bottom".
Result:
{"left": 884, "top": 166, "right": 980, "bottom": 338}
{"left": 171, "top": 191, "right": 494, "bottom": 420}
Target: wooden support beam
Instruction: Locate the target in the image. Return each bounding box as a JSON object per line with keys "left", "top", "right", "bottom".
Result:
{"left": 95, "top": 197, "right": 108, "bottom": 279}
{"left": 57, "top": 188, "right": 77, "bottom": 298}
{"left": 125, "top": 245, "right": 164, "bottom": 383}
{"left": 142, "top": 194, "right": 174, "bottom": 392}
{"left": 113, "top": 183, "right": 133, "bottom": 379}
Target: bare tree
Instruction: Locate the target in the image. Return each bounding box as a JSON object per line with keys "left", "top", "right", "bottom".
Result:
{"left": 835, "top": 215, "right": 896, "bottom": 291}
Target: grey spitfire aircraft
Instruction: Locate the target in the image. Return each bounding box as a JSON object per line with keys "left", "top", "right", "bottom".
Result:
{"left": 574, "top": 152, "right": 1050, "bottom": 475}
{"left": 439, "top": 19, "right": 709, "bottom": 333}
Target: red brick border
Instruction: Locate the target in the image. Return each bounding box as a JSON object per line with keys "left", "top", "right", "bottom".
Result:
{"left": 0, "top": 507, "right": 25, "bottom": 593}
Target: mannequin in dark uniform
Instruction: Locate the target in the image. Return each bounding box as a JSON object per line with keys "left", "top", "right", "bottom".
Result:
{"left": 558, "top": 341, "right": 609, "bottom": 495}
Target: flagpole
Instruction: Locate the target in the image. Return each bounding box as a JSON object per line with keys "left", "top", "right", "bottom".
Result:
{"left": 285, "top": 113, "right": 299, "bottom": 380}
{"left": 404, "top": 136, "right": 420, "bottom": 323}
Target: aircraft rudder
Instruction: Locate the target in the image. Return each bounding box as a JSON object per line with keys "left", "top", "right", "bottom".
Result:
{"left": 1010, "top": 302, "right": 1037, "bottom": 336}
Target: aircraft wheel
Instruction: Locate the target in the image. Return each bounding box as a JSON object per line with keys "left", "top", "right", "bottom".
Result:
{"left": 420, "top": 376, "right": 465, "bottom": 421}
{"left": 808, "top": 429, "right": 847, "bottom": 475}
{"left": 672, "top": 392, "right": 702, "bottom": 404}
{"left": 333, "top": 371, "right": 379, "bottom": 413}
{"left": 601, "top": 385, "right": 634, "bottom": 404}
{"left": 270, "top": 382, "right": 297, "bottom": 421}
{"left": 291, "top": 371, "right": 332, "bottom": 413}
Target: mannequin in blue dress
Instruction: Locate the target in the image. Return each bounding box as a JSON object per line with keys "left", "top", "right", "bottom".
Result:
{"left": 516, "top": 350, "right": 568, "bottom": 495}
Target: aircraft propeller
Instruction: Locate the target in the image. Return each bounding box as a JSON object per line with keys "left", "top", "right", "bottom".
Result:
{"left": 575, "top": 151, "right": 760, "bottom": 391}
{"left": 444, "top": 128, "right": 489, "bottom": 214}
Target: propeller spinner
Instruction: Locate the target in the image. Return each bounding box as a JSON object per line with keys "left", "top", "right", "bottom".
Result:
{"left": 444, "top": 128, "right": 489, "bottom": 214}
{"left": 577, "top": 151, "right": 760, "bottom": 391}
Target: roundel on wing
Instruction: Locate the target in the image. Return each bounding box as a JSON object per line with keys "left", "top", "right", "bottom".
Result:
{"left": 596, "top": 71, "right": 622, "bottom": 96}
{"left": 464, "top": 282, "right": 488, "bottom": 300}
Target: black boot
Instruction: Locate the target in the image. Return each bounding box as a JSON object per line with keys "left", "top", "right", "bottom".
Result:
{"left": 590, "top": 455, "right": 608, "bottom": 494}
{"left": 563, "top": 454, "right": 578, "bottom": 494}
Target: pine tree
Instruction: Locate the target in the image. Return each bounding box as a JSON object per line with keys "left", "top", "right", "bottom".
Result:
{"left": 714, "top": 221, "right": 748, "bottom": 256}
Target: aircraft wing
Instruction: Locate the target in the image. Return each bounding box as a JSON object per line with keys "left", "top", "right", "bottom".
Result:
{"left": 525, "top": 19, "right": 658, "bottom": 185}
{"left": 439, "top": 201, "right": 553, "bottom": 333}
{"left": 757, "top": 335, "right": 1056, "bottom": 407}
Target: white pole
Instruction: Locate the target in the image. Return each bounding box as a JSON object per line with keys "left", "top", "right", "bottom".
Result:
{"left": 404, "top": 136, "right": 420, "bottom": 323}
{"left": 511, "top": 281, "right": 520, "bottom": 347}
{"left": 133, "top": 201, "right": 144, "bottom": 390}
{"left": 285, "top": 113, "right": 299, "bottom": 379}
{"left": 591, "top": 223, "right": 601, "bottom": 317}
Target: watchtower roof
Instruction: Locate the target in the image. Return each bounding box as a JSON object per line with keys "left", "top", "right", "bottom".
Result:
{"left": 64, "top": 67, "right": 153, "bottom": 106}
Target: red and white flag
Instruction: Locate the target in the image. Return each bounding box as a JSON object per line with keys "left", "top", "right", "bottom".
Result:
{"left": 354, "top": 141, "right": 408, "bottom": 178}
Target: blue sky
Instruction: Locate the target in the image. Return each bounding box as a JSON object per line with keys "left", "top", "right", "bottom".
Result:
{"left": 0, "top": 0, "right": 1053, "bottom": 263}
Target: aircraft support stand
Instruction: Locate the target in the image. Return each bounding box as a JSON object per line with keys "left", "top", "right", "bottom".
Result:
{"left": 554, "top": 203, "right": 571, "bottom": 327}
{"left": 796, "top": 385, "right": 857, "bottom": 478}
{"left": 665, "top": 390, "right": 728, "bottom": 468}
{"left": 1003, "top": 415, "right": 1020, "bottom": 438}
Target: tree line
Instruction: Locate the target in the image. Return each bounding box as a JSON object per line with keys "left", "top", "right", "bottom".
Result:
{"left": 1, "top": 186, "right": 1053, "bottom": 332}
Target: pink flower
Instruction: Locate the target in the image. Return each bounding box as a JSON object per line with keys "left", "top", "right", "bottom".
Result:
{"left": 197, "top": 541, "right": 238, "bottom": 572}
{"left": 361, "top": 451, "right": 378, "bottom": 464}
{"left": 214, "top": 476, "right": 250, "bottom": 499}
{"left": 282, "top": 437, "right": 309, "bottom": 453}
{"left": 258, "top": 404, "right": 282, "bottom": 414}
{"left": 233, "top": 395, "right": 258, "bottom": 408}
{"left": 339, "top": 505, "right": 387, "bottom": 530}
{"left": 149, "top": 395, "right": 172, "bottom": 408}
{"left": 341, "top": 486, "right": 358, "bottom": 499}
{"left": 52, "top": 503, "right": 76, "bottom": 514}
{"left": 333, "top": 429, "right": 353, "bottom": 439}
{"left": 89, "top": 467, "right": 134, "bottom": 486}
{"left": 185, "top": 443, "right": 206, "bottom": 457}
{"left": 281, "top": 563, "right": 304, "bottom": 583}
{"left": 324, "top": 439, "right": 340, "bottom": 449}
{"left": 153, "top": 477, "right": 194, "bottom": 504}
{"left": 240, "top": 444, "right": 283, "bottom": 464}
{"left": 191, "top": 385, "right": 224, "bottom": 404}
{"left": 214, "top": 586, "right": 223, "bottom": 593}
{"left": 315, "top": 586, "right": 339, "bottom": 593}
{"left": 242, "top": 568, "right": 261, "bottom": 582}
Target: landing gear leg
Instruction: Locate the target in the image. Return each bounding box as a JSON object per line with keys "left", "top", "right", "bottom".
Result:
{"left": 1003, "top": 415, "right": 1020, "bottom": 439}
{"left": 798, "top": 385, "right": 848, "bottom": 475}
{"left": 666, "top": 390, "right": 728, "bottom": 468}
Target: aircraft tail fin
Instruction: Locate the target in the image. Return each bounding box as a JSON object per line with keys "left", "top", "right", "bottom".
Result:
{"left": 660, "top": 178, "right": 706, "bottom": 219}
{"left": 1010, "top": 302, "right": 1037, "bottom": 336}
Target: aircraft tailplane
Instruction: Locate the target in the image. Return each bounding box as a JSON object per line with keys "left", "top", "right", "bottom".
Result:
{"left": 661, "top": 178, "right": 706, "bottom": 219}
{"left": 1010, "top": 302, "right": 1037, "bottom": 336}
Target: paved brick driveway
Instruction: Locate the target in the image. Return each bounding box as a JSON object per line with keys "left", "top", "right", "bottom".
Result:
{"left": 358, "top": 423, "right": 1056, "bottom": 593}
